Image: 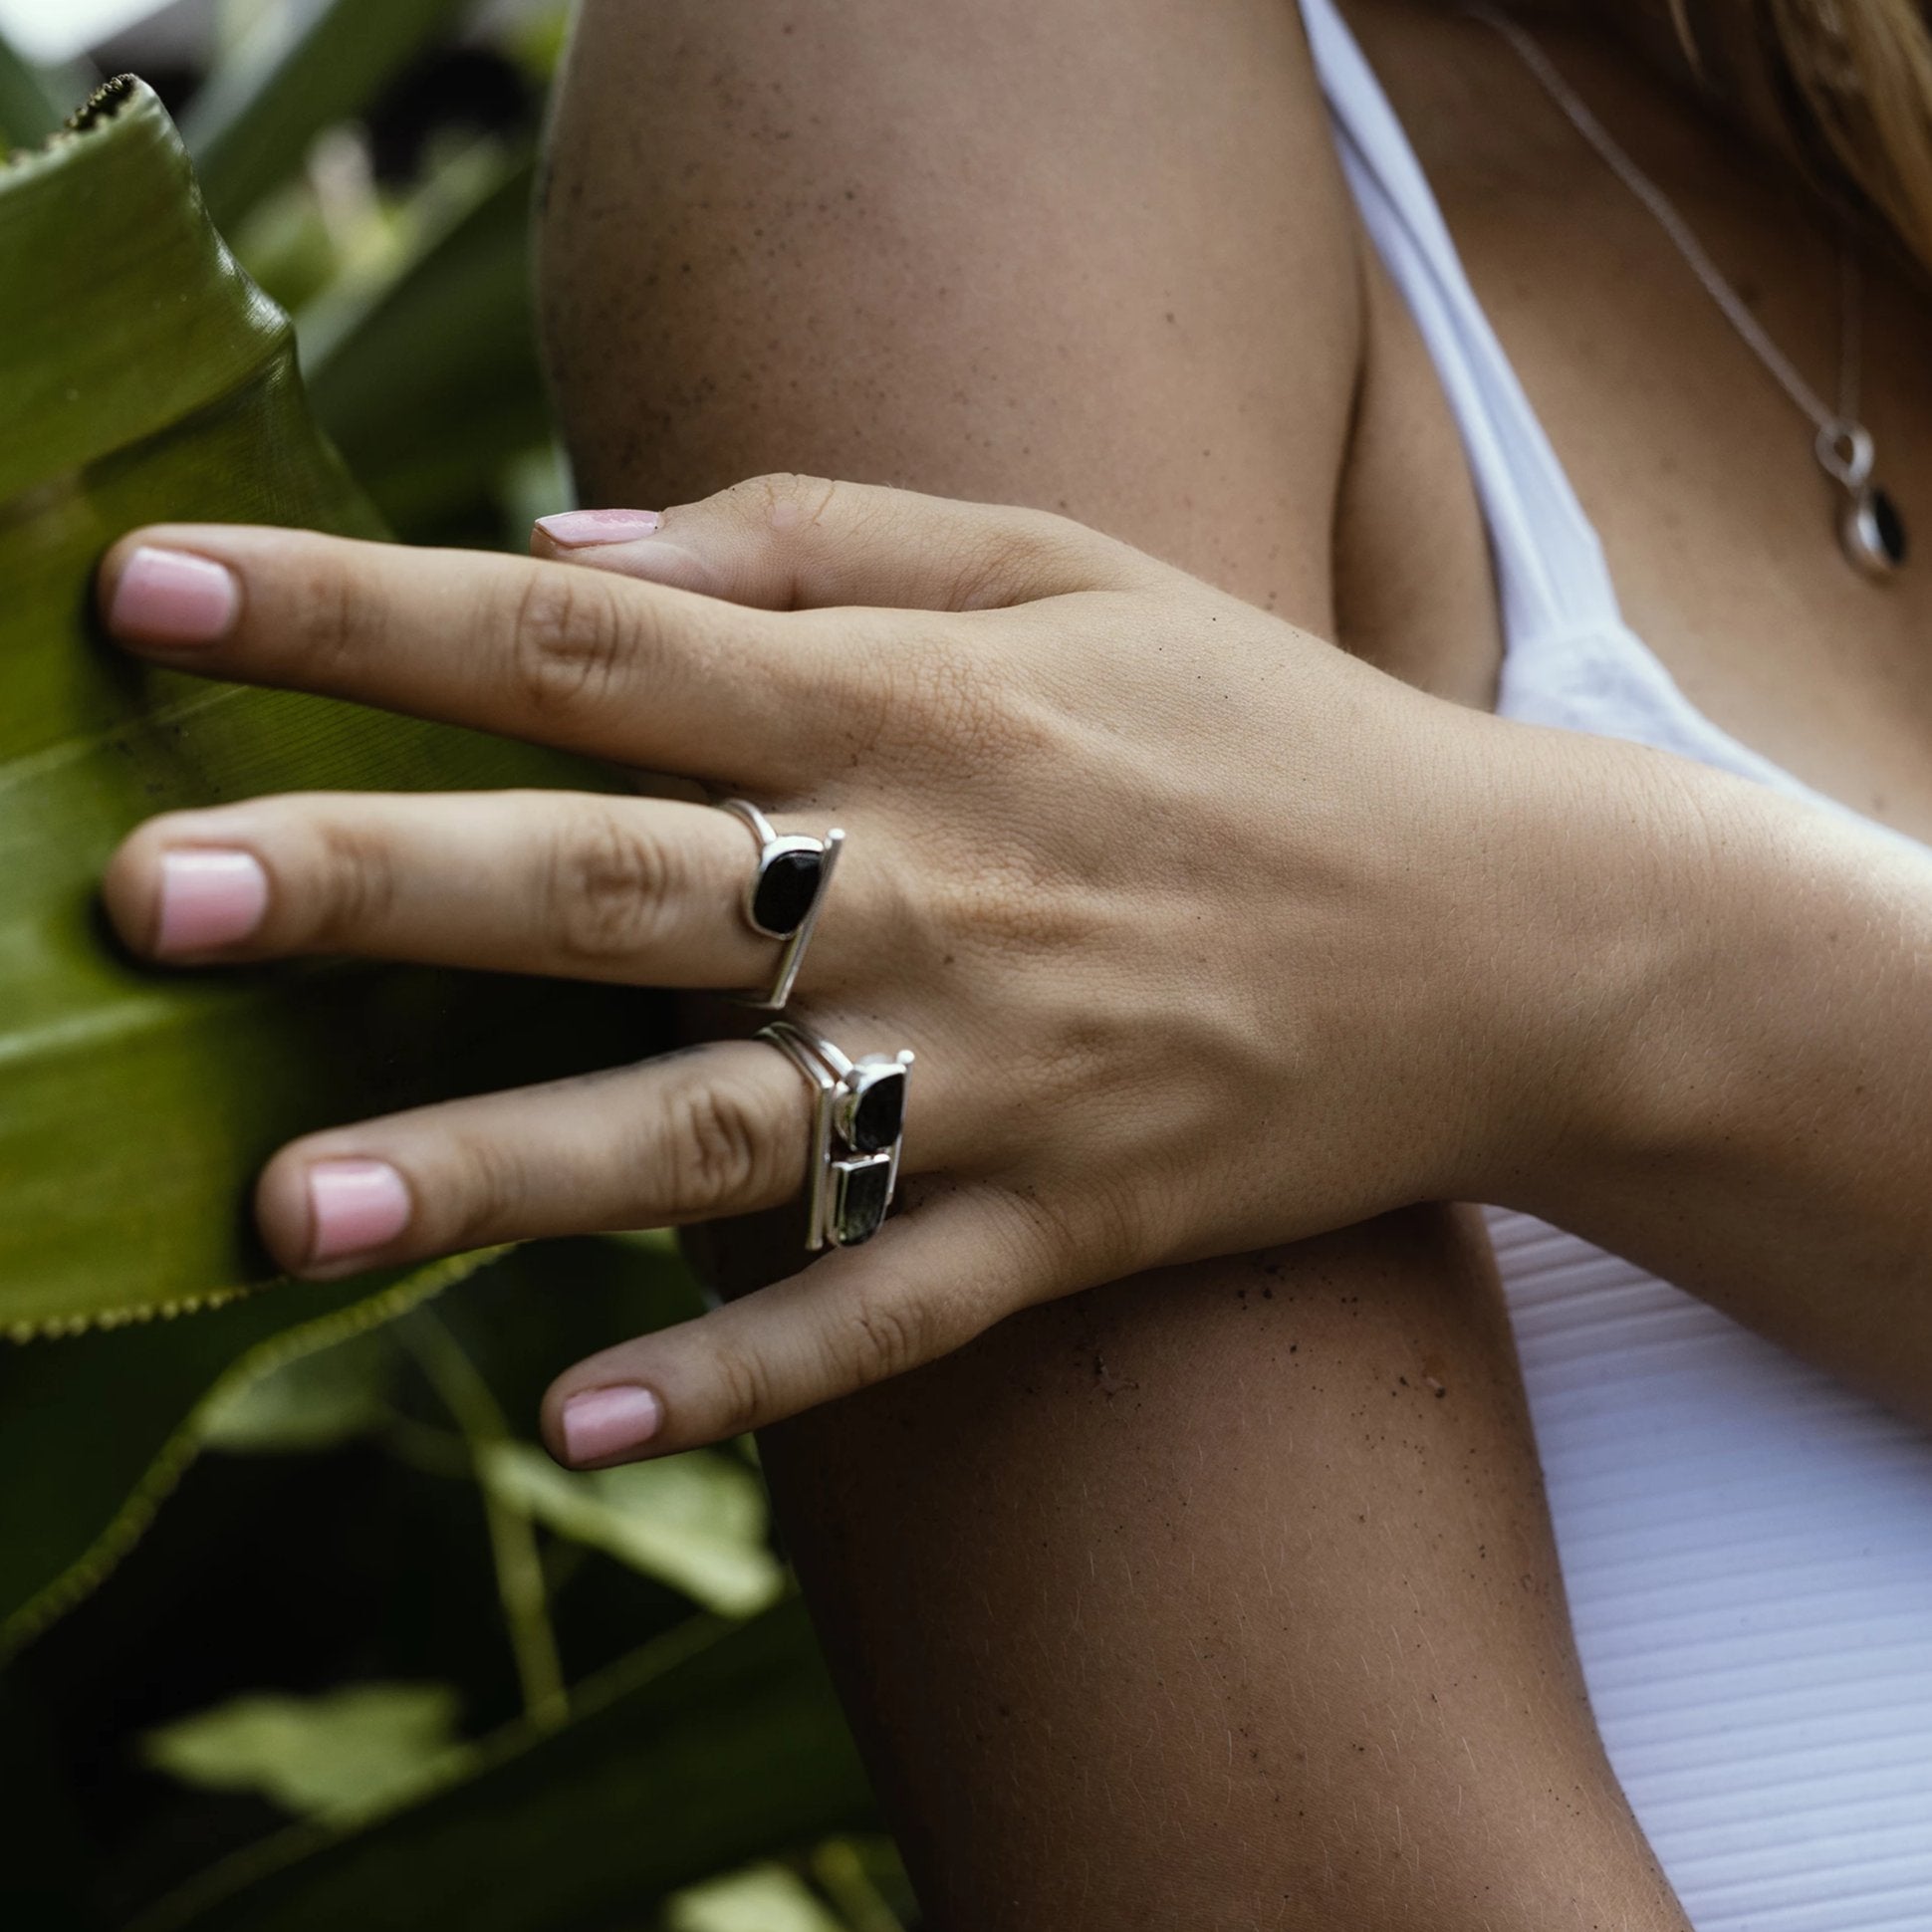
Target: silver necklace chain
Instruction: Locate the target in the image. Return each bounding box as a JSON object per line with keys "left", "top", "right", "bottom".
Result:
{"left": 1469, "top": 3, "right": 1875, "bottom": 493}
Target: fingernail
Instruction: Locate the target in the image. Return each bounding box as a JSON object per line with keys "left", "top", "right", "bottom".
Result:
{"left": 534, "top": 508, "right": 662, "bottom": 548}
{"left": 562, "top": 1385, "right": 663, "bottom": 1463}
{"left": 108, "top": 546, "right": 240, "bottom": 644}
{"left": 154, "top": 849, "right": 269, "bottom": 954}
{"left": 306, "top": 1159, "right": 412, "bottom": 1264}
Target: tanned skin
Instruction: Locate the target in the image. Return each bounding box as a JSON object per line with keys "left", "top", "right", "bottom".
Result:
{"left": 533, "top": 3, "right": 1735, "bottom": 1923}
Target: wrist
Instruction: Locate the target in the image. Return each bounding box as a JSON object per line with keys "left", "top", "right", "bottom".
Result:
{"left": 1444, "top": 719, "right": 1734, "bottom": 1219}
{"left": 1479, "top": 728, "right": 1920, "bottom": 1232}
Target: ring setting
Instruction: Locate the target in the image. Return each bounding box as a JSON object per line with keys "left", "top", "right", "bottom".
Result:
{"left": 760, "top": 1021, "right": 913, "bottom": 1250}
{"left": 720, "top": 799, "right": 844, "bottom": 1009}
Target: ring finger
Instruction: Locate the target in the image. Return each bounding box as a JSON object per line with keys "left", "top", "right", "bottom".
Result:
{"left": 104, "top": 790, "right": 855, "bottom": 993}
{"left": 257, "top": 1028, "right": 952, "bottom": 1281}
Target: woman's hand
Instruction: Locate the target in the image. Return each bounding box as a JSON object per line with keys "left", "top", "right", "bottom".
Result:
{"left": 97, "top": 474, "right": 1650, "bottom": 1463}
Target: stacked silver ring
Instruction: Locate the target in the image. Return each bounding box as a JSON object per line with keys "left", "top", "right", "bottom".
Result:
{"left": 759, "top": 1022, "right": 913, "bottom": 1249}
{"left": 720, "top": 798, "right": 844, "bottom": 1010}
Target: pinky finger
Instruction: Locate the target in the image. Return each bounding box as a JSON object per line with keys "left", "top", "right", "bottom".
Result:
{"left": 540, "top": 1189, "right": 1069, "bottom": 1464}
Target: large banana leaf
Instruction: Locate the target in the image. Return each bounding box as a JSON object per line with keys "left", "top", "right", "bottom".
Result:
{"left": 131, "top": 1602, "right": 876, "bottom": 1932}
{"left": 0, "top": 78, "right": 648, "bottom": 1336}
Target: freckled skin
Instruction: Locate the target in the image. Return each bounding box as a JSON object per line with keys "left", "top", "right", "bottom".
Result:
{"left": 541, "top": 1, "right": 1685, "bottom": 1923}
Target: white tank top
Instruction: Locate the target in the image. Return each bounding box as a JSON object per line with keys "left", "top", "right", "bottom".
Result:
{"left": 1303, "top": 3, "right": 1932, "bottom": 1925}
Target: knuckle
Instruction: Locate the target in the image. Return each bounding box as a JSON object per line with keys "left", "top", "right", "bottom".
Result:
{"left": 509, "top": 568, "right": 633, "bottom": 716}
{"left": 871, "top": 630, "right": 1021, "bottom": 772}
{"left": 661, "top": 1074, "right": 779, "bottom": 1215}
{"left": 836, "top": 1290, "right": 931, "bottom": 1389}
{"left": 439, "top": 1133, "right": 525, "bottom": 1252}
{"left": 705, "top": 1342, "right": 775, "bottom": 1439}
{"left": 739, "top": 470, "right": 840, "bottom": 534}
{"left": 1003, "top": 1189, "right": 1092, "bottom": 1288}
{"left": 548, "top": 807, "right": 680, "bottom": 965}
{"left": 943, "top": 514, "right": 1087, "bottom": 609}
{"left": 303, "top": 816, "right": 398, "bottom": 945}
{"left": 287, "top": 547, "right": 383, "bottom": 677}
{"left": 928, "top": 862, "right": 1093, "bottom": 962}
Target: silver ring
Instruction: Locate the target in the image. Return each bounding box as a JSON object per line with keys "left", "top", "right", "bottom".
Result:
{"left": 720, "top": 799, "right": 844, "bottom": 1010}
{"left": 759, "top": 1020, "right": 913, "bottom": 1250}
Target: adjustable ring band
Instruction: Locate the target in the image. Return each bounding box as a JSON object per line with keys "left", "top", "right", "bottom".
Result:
{"left": 759, "top": 1020, "right": 914, "bottom": 1250}
{"left": 719, "top": 800, "right": 845, "bottom": 1010}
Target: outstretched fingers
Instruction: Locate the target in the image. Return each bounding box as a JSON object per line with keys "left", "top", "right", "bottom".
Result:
{"left": 254, "top": 1041, "right": 814, "bottom": 1280}
{"left": 255, "top": 1027, "right": 966, "bottom": 1282}
{"left": 97, "top": 524, "right": 874, "bottom": 787}
{"left": 101, "top": 789, "right": 858, "bottom": 994}
{"left": 541, "top": 1188, "right": 1074, "bottom": 1463}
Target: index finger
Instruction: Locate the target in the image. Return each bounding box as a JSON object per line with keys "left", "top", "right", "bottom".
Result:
{"left": 98, "top": 524, "right": 868, "bottom": 786}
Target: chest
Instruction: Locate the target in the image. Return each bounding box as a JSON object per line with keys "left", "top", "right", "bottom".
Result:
{"left": 1334, "top": 0, "right": 1932, "bottom": 845}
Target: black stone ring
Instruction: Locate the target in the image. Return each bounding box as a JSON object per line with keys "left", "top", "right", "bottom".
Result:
{"left": 758, "top": 1021, "right": 913, "bottom": 1251}
{"left": 719, "top": 799, "right": 845, "bottom": 1010}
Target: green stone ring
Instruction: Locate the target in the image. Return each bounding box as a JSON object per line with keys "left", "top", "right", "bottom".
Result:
{"left": 758, "top": 1021, "right": 914, "bottom": 1251}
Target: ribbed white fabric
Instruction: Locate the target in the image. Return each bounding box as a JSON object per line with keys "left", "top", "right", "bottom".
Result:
{"left": 1301, "top": 1, "right": 1932, "bottom": 1923}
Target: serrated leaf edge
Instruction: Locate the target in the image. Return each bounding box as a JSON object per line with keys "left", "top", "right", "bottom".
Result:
{"left": 0, "top": 1245, "right": 513, "bottom": 1659}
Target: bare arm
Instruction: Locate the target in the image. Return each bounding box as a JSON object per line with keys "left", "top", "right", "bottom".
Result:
{"left": 537, "top": 5, "right": 1932, "bottom": 1430}
{"left": 538, "top": 2, "right": 1686, "bottom": 1924}
{"left": 1521, "top": 765, "right": 1932, "bottom": 1423}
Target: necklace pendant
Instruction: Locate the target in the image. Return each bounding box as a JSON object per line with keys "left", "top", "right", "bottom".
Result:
{"left": 1839, "top": 483, "right": 1908, "bottom": 579}
{"left": 1816, "top": 421, "right": 1905, "bottom": 579}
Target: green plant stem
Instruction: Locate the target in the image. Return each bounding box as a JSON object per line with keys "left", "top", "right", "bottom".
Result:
{"left": 398, "top": 1310, "right": 567, "bottom": 1729}
{"left": 810, "top": 1841, "right": 905, "bottom": 1932}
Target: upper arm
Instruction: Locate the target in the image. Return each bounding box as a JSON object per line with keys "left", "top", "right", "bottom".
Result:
{"left": 538, "top": 0, "right": 1362, "bottom": 627}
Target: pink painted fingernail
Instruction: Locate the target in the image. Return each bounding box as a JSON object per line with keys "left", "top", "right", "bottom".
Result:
{"left": 307, "top": 1159, "right": 412, "bottom": 1264}
{"left": 108, "top": 546, "right": 239, "bottom": 644}
{"left": 562, "top": 1385, "right": 663, "bottom": 1463}
{"left": 534, "top": 508, "right": 662, "bottom": 548}
{"left": 155, "top": 849, "right": 269, "bottom": 954}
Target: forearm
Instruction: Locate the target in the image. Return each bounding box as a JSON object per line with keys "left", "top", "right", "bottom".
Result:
{"left": 539, "top": 5, "right": 1699, "bottom": 1918}
{"left": 1501, "top": 725, "right": 1932, "bottom": 1418}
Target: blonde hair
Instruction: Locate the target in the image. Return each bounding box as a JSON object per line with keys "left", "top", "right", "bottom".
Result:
{"left": 1689, "top": 0, "right": 1932, "bottom": 274}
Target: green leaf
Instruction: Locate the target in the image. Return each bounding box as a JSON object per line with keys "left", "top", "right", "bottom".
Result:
{"left": 0, "top": 1249, "right": 503, "bottom": 1657}
{"left": 131, "top": 1602, "right": 876, "bottom": 1932}
{"left": 199, "top": 1328, "right": 396, "bottom": 1453}
{"left": 0, "top": 1236, "right": 702, "bottom": 1658}
{"left": 0, "top": 79, "right": 649, "bottom": 1336}
{"left": 0, "top": 32, "right": 76, "bottom": 150}
{"left": 141, "top": 1682, "right": 467, "bottom": 1818}
{"left": 481, "top": 1441, "right": 786, "bottom": 1619}
{"left": 182, "top": 0, "right": 476, "bottom": 229}
{"left": 665, "top": 1865, "right": 844, "bottom": 1932}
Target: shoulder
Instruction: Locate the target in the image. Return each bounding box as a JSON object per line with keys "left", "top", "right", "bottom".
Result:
{"left": 543, "top": 0, "right": 1369, "bottom": 628}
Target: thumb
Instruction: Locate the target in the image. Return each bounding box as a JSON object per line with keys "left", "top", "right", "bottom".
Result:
{"left": 530, "top": 471, "right": 1159, "bottom": 613}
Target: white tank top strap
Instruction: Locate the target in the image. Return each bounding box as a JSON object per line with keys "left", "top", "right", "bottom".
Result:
{"left": 1294, "top": 10, "right": 1932, "bottom": 1930}
{"left": 1298, "top": 0, "right": 1925, "bottom": 851}
{"left": 1299, "top": 0, "right": 1624, "bottom": 648}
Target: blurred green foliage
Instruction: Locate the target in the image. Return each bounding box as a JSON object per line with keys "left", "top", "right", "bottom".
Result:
{"left": 0, "top": 5, "right": 905, "bottom": 1925}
